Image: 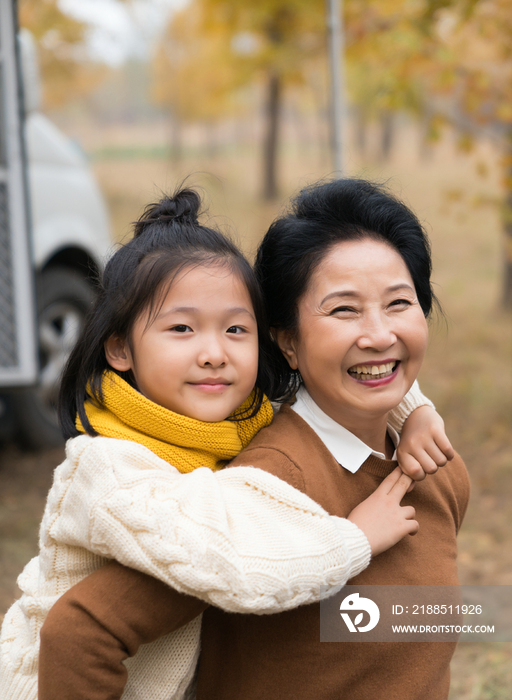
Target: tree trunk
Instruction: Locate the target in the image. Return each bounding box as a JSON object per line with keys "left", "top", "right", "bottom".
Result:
{"left": 502, "top": 130, "right": 512, "bottom": 309}
{"left": 380, "top": 110, "right": 395, "bottom": 161}
{"left": 262, "top": 71, "right": 281, "bottom": 201}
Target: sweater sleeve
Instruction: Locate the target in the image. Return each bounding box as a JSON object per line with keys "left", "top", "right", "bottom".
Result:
{"left": 387, "top": 380, "right": 436, "bottom": 433}
{"left": 49, "top": 435, "right": 371, "bottom": 614}
{"left": 39, "top": 561, "right": 206, "bottom": 700}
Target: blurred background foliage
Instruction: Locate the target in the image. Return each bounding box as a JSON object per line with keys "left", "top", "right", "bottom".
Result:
{"left": 1, "top": 0, "right": 511, "bottom": 696}
{"left": 19, "top": 0, "right": 512, "bottom": 303}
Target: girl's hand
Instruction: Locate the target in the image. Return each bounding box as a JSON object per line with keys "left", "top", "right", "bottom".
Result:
{"left": 348, "top": 467, "right": 418, "bottom": 557}
{"left": 397, "top": 405, "right": 454, "bottom": 481}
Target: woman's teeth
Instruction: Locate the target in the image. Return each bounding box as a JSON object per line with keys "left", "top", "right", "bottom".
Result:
{"left": 348, "top": 362, "right": 397, "bottom": 380}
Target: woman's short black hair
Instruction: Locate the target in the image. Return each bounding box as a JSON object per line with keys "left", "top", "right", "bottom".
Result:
{"left": 254, "top": 177, "right": 438, "bottom": 402}
{"left": 59, "top": 186, "right": 273, "bottom": 439}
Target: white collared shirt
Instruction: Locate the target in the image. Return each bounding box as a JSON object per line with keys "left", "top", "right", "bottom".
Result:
{"left": 290, "top": 386, "right": 399, "bottom": 474}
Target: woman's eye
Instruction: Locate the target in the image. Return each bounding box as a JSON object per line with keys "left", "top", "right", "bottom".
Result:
{"left": 330, "top": 306, "right": 356, "bottom": 315}
{"left": 170, "top": 324, "right": 192, "bottom": 333}
{"left": 389, "top": 299, "right": 412, "bottom": 308}
{"left": 226, "top": 326, "right": 245, "bottom": 334}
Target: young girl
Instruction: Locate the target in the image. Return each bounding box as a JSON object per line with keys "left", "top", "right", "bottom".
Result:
{"left": 0, "top": 188, "right": 451, "bottom": 700}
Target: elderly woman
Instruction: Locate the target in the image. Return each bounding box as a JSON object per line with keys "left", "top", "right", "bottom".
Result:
{"left": 36, "top": 179, "right": 466, "bottom": 700}
{"left": 192, "top": 179, "right": 470, "bottom": 699}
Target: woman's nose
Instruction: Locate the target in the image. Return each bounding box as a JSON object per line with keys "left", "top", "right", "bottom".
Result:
{"left": 198, "top": 337, "right": 228, "bottom": 368}
{"left": 356, "top": 313, "right": 397, "bottom": 351}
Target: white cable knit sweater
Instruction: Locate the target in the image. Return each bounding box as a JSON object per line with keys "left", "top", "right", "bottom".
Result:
{"left": 0, "top": 381, "right": 432, "bottom": 699}
{"left": 0, "top": 436, "right": 370, "bottom": 700}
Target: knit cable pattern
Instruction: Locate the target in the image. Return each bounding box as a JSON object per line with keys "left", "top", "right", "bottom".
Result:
{"left": 0, "top": 436, "right": 370, "bottom": 700}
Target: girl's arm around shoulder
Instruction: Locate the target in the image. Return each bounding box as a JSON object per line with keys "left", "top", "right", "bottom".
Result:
{"left": 50, "top": 435, "right": 371, "bottom": 614}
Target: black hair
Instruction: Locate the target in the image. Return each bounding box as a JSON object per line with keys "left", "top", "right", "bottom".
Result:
{"left": 59, "top": 187, "right": 273, "bottom": 439}
{"left": 254, "top": 177, "right": 439, "bottom": 402}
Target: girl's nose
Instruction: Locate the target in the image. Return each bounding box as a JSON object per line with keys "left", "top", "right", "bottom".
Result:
{"left": 198, "top": 337, "right": 228, "bottom": 368}
{"left": 356, "top": 313, "right": 397, "bottom": 351}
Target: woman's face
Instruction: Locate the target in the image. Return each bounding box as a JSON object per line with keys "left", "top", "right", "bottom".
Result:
{"left": 276, "top": 238, "right": 429, "bottom": 429}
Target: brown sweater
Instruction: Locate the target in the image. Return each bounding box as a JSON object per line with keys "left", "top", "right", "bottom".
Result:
{"left": 194, "top": 406, "right": 470, "bottom": 700}
{"left": 38, "top": 406, "right": 470, "bottom": 700}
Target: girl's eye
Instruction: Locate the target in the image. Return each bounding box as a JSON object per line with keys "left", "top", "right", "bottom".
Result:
{"left": 226, "top": 326, "right": 245, "bottom": 334}
{"left": 170, "top": 325, "right": 192, "bottom": 333}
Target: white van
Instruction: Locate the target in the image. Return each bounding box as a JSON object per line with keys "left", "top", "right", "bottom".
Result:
{"left": 0, "top": 21, "right": 112, "bottom": 448}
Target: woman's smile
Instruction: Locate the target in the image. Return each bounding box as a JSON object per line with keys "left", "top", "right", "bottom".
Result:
{"left": 347, "top": 360, "right": 400, "bottom": 384}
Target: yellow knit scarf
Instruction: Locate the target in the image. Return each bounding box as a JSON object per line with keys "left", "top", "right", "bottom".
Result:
{"left": 77, "top": 371, "right": 273, "bottom": 473}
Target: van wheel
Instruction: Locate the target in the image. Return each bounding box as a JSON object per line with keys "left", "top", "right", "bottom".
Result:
{"left": 12, "top": 268, "right": 96, "bottom": 449}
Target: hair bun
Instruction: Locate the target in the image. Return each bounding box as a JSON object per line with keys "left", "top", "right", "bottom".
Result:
{"left": 134, "top": 188, "right": 201, "bottom": 237}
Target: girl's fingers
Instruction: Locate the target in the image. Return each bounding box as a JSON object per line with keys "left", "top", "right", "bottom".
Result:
{"left": 401, "top": 444, "right": 446, "bottom": 475}
{"left": 401, "top": 507, "right": 419, "bottom": 536}
{"left": 434, "top": 433, "right": 455, "bottom": 461}
{"left": 417, "top": 451, "right": 441, "bottom": 474}
{"left": 424, "top": 442, "right": 452, "bottom": 468}
{"left": 396, "top": 452, "right": 427, "bottom": 482}
{"left": 401, "top": 505, "right": 416, "bottom": 520}
{"left": 371, "top": 467, "right": 401, "bottom": 497}
{"left": 386, "top": 469, "right": 414, "bottom": 500}
{"left": 405, "top": 518, "right": 420, "bottom": 536}
{"left": 378, "top": 466, "right": 402, "bottom": 492}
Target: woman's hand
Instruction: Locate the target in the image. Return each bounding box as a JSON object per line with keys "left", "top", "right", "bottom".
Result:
{"left": 397, "top": 405, "right": 454, "bottom": 481}
{"left": 347, "top": 467, "right": 418, "bottom": 557}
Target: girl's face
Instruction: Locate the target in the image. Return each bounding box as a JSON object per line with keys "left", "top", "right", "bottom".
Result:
{"left": 105, "top": 264, "right": 259, "bottom": 422}
{"left": 276, "top": 238, "right": 429, "bottom": 433}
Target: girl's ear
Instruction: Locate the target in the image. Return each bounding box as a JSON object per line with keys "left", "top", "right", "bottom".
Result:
{"left": 274, "top": 328, "right": 299, "bottom": 370}
{"left": 104, "top": 335, "right": 133, "bottom": 372}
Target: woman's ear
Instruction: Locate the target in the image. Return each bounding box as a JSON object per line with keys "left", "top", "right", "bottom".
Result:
{"left": 274, "top": 328, "right": 299, "bottom": 370}
{"left": 104, "top": 335, "right": 133, "bottom": 372}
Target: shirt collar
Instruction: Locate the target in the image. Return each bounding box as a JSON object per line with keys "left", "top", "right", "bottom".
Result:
{"left": 290, "top": 386, "right": 399, "bottom": 473}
